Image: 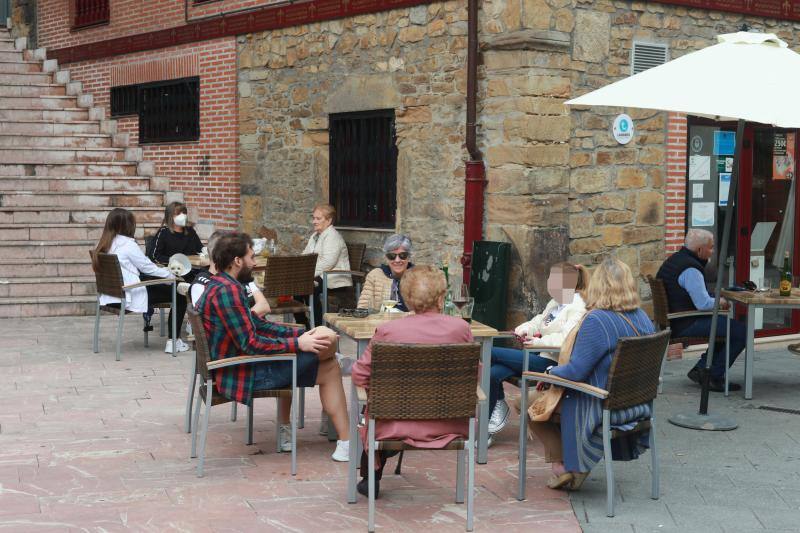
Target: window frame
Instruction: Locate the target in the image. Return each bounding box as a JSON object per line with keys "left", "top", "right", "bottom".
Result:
{"left": 137, "top": 77, "right": 201, "bottom": 145}
{"left": 72, "top": 0, "right": 110, "bottom": 30}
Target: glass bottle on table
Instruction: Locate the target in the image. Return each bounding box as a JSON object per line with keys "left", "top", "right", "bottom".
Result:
{"left": 780, "top": 250, "right": 793, "bottom": 297}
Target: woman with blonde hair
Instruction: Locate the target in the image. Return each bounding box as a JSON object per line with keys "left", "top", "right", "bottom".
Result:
{"left": 488, "top": 262, "right": 590, "bottom": 440}
{"left": 529, "top": 256, "right": 654, "bottom": 490}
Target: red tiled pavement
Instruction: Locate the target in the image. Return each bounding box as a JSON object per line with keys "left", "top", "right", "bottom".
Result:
{"left": 0, "top": 316, "right": 580, "bottom": 532}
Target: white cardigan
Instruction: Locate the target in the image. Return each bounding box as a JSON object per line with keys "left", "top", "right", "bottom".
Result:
{"left": 98, "top": 235, "right": 173, "bottom": 313}
{"left": 302, "top": 225, "right": 353, "bottom": 289}
{"left": 513, "top": 293, "right": 587, "bottom": 361}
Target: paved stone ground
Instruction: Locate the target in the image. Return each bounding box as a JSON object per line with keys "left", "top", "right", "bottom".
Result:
{"left": 0, "top": 316, "right": 579, "bottom": 532}
{"left": 565, "top": 346, "right": 800, "bottom": 533}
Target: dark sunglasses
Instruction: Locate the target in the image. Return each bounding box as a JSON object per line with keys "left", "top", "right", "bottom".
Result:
{"left": 338, "top": 308, "right": 369, "bottom": 318}
{"left": 386, "top": 252, "right": 410, "bottom": 261}
{"left": 742, "top": 280, "right": 757, "bottom": 291}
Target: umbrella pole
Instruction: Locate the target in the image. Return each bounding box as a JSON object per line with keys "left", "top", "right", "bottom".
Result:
{"left": 669, "top": 118, "right": 744, "bottom": 431}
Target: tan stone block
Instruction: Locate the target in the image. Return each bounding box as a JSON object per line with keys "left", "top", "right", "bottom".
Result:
{"left": 570, "top": 152, "right": 592, "bottom": 167}
{"left": 570, "top": 237, "right": 604, "bottom": 255}
{"left": 508, "top": 75, "right": 571, "bottom": 97}
{"left": 600, "top": 210, "right": 634, "bottom": 224}
{"left": 636, "top": 190, "right": 664, "bottom": 225}
{"left": 502, "top": 0, "right": 522, "bottom": 30}
{"left": 601, "top": 226, "right": 624, "bottom": 246}
{"left": 596, "top": 151, "right": 612, "bottom": 165}
{"left": 522, "top": 0, "right": 552, "bottom": 29}
{"left": 616, "top": 167, "right": 646, "bottom": 189}
{"left": 585, "top": 193, "right": 626, "bottom": 211}
{"left": 570, "top": 167, "right": 611, "bottom": 194}
{"left": 650, "top": 167, "right": 664, "bottom": 188}
{"left": 241, "top": 195, "right": 263, "bottom": 235}
{"left": 614, "top": 246, "right": 640, "bottom": 276}
{"left": 504, "top": 115, "right": 570, "bottom": 142}
{"left": 486, "top": 194, "right": 567, "bottom": 226}
{"left": 638, "top": 146, "right": 664, "bottom": 165}
{"left": 487, "top": 144, "right": 569, "bottom": 166}
{"left": 482, "top": 96, "right": 567, "bottom": 115}
{"left": 570, "top": 214, "right": 595, "bottom": 238}
{"left": 429, "top": 19, "right": 447, "bottom": 37}
{"left": 574, "top": 11, "right": 610, "bottom": 63}
{"left": 396, "top": 106, "right": 432, "bottom": 123}
{"left": 622, "top": 225, "right": 662, "bottom": 245}
{"left": 641, "top": 260, "right": 661, "bottom": 279}
{"left": 639, "top": 13, "right": 662, "bottom": 28}
{"left": 487, "top": 79, "right": 511, "bottom": 97}
{"left": 554, "top": 9, "right": 574, "bottom": 32}
{"left": 398, "top": 25, "right": 426, "bottom": 43}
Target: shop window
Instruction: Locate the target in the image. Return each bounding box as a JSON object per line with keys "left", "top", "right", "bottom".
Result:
{"left": 329, "top": 110, "right": 398, "bottom": 229}
{"left": 631, "top": 42, "right": 669, "bottom": 75}
{"left": 73, "top": 0, "right": 110, "bottom": 29}
{"left": 138, "top": 77, "right": 200, "bottom": 144}
{"left": 110, "top": 85, "right": 138, "bottom": 117}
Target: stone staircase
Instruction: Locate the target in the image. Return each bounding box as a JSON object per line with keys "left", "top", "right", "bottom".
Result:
{"left": 0, "top": 28, "right": 172, "bottom": 318}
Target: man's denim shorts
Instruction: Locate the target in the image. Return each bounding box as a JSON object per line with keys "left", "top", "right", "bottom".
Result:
{"left": 252, "top": 350, "right": 319, "bottom": 390}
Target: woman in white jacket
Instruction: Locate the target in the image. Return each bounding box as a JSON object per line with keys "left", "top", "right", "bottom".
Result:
{"left": 93, "top": 208, "right": 188, "bottom": 353}
{"left": 488, "top": 262, "right": 590, "bottom": 438}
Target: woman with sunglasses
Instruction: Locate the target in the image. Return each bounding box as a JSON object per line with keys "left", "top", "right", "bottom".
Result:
{"left": 357, "top": 234, "right": 414, "bottom": 312}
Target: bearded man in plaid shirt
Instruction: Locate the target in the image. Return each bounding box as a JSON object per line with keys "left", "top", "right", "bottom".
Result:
{"left": 197, "top": 232, "right": 350, "bottom": 461}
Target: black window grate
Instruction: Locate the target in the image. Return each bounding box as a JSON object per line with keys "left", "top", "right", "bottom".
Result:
{"left": 110, "top": 84, "right": 138, "bottom": 117}
{"left": 139, "top": 77, "right": 200, "bottom": 144}
{"left": 329, "top": 110, "right": 397, "bottom": 228}
{"left": 73, "top": 0, "right": 110, "bottom": 29}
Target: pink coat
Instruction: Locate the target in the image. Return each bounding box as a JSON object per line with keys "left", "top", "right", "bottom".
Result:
{"left": 351, "top": 311, "right": 475, "bottom": 448}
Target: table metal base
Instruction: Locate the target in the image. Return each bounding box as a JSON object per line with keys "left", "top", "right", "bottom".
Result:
{"left": 668, "top": 412, "right": 738, "bottom": 431}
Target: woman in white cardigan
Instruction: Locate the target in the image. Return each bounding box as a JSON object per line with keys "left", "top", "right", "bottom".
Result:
{"left": 487, "top": 262, "right": 590, "bottom": 438}
{"left": 298, "top": 204, "right": 352, "bottom": 324}
{"left": 93, "top": 208, "right": 187, "bottom": 353}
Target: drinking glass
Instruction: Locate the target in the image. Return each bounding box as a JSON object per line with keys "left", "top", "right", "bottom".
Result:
{"left": 461, "top": 296, "right": 475, "bottom": 323}
{"left": 382, "top": 299, "right": 398, "bottom": 313}
{"left": 758, "top": 278, "right": 771, "bottom": 292}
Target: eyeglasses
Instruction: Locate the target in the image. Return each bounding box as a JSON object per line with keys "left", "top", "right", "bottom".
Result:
{"left": 743, "top": 280, "right": 757, "bottom": 291}
{"left": 386, "top": 252, "right": 410, "bottom": 261}
{"left": 338, "top": 308, "right": 369, "bottom": 318}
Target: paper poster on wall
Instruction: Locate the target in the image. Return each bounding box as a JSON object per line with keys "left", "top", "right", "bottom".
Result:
{"left": 713, "top": 131, "right": 735, "bottom": 155}
{"left": 692, "top": 183, "right": 704, "bottom": 199}
{"left": 773, "top": 132, "right": 795, "bottom": 180}
{"left": 718, "top": 172, "right": 731, "bottom": 206}
{"left": 725, "top": 157, "right": 733, "bottom": 172}
{"left": 689, "top": 155, "right": 711, "bottom": 181}
{"left": 691, "top": 202, "right": 715, "bottom": 227}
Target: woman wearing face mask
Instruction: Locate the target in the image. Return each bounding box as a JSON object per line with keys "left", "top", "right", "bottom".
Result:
{"left": 148, "top": 202, "right": 204, "bottom": 278}
{"left": 486, "top": 262, "right": 590, "bottom": 442}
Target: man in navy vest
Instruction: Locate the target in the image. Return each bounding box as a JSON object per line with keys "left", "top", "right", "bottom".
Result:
{"left": 656, "top": 229, "right": 746, "bottom": 392}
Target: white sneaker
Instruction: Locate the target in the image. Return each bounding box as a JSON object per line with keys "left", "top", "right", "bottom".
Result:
{"left": 331, "top": 439, "right": 350, "bottom": 462}
{"left": 185, "top": 321, "right": 193, "bottom": 337}
{"left": 279, "top": 424, "right": 292, "bottom": 452}
{"left": 488, "top": 399, "right": 510, "bottom": 435}
{"left": 164, "top": 338, "right": 190, "bottom": 353}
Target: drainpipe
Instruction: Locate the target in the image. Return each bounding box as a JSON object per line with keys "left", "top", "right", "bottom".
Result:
{"left": 461, "top": 0, "right": 486, "bottom": 284}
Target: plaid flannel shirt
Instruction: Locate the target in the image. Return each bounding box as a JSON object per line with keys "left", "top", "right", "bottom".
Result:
{"left": 197, "top": 271, "right": 304, "bottom": 404}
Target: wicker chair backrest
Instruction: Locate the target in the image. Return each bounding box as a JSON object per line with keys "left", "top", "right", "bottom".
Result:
{"left": 261, "top": 254, "right": 317, "bottom": 298}
{"left": 604, "top": 329, "right": 671, "bottom": 411}
{"left": 647, "top": 276, "right": 670, "bottom": 331}
{"left": 91, "top": 251, "right": 125, "bottom": 299}
{"left": 368, "top": 342, "right": 481, "bottom": 420}
{"left": 347, "top": 242, "right": 366, "bottom": 273}
{"left": 187, "top": 307, "right": 212, "bottom": 381}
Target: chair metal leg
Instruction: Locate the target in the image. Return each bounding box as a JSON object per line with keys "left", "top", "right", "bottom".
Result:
{"left": 171, "top": 284, "right": 177, "bottom": 357}
{"left": 184, "top": 356, "right": 197, "bottom": 433}
{"left": 309, "top": 294, "right": 316, "bottom": 328}
{"left": 368, "top": 420, "right": 376, "bottom": 533}
{"left": 517, "top": 375, "right": 529, "bottom": 501}
{"left": 246, "top": 402, "right": 254, "bottom": 445}
{"left": 603, "top": 410, "right": 614, "bottom": 517}
{"left": 190, "top": 383, "right": 203, "bottom": 458}
{"left": 197, "top": 380, "right": 213, "bottom": 477}
{"left": 347, "top": 379, "right": 359, "bottom": 503}
{"left": 298, "top": 387, "right": 305, "bottom": 429}
{"left": 92, "top": 299, "right": 101, "bottom": 353}
{"left": 456, "top": 448, "right": 465, "bottom": 503}
{"left": 650, "top": 411, "right": 659, "bottom": 500}
{"left": 230, "top": 402, "right": 237, "bottom": 421}
{"left": 322, "top": 273, "right": 329, "bottom": 316}
{"left": 275, "top": 397, "right": 282, "bottom": 453}
{"left": 115, "top": 308, "right": 125, "bottom": 362}
{"left": 467, "top": 416, "right": 475, "bottom": 532}
{"left": 159, "top": 307, "right": 166, "bottom": 337}
{"left": 658, "top": 345, "right": 667, "bottom": 395}
{"left": 291, "top": 358, "right": 297, "bottom": 475}
{"left": 354, "top": 282, "right": 362, "bottom": 302}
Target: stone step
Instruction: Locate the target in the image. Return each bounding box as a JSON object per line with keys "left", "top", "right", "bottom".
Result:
{"left": 0, "top": 206, "right": 164, "bottom": 224}
{"left": 0, "top": 276, "right": 96, "bottom": 298}
{"left": 0, "top": 108, "right": 90, "bottom": 122}
{"left": 0, "top": 296, "right": 96, "bottom": 318}
{"left": 0, "top": 191, "right": 164, "bottom": 208}
{"left": 0, "top": 72, "right": 54, "bottom": 84}
{"left": 0, "top": 120, "right": 101, "bottom": 135}
{"left": 0, "top": 240, "right": 104, "bottom": 260}
{"left": 0, "top": 61, "right": 41, "bottom": 74}
{"left": 0, "top": 222, "right": 161, "bottom": 241}
{"left": 0, "top": 95, "right": 78, "bottom": 110}
{"left": 0, "top": 84, "right": 67, "bottom": 97}
{"left": 0, "top": 50, "right": 24, "bottom": 62}
{"left": 0, "top": 258, "right": 93, "bottom": 278}
{"left": 0, "top": 133, "right": 111, "bottom": 149}
{"left": 0, "top": 175, "right": 153, "bottom": 192}
{"left": 0, "top": 162, "right": 140, "bottom": 177}
{"left": 0, "top": 146, "right": 125, "bottom": 164}
{"left": 0, "top": 41, "right": 17, "bottom": 53}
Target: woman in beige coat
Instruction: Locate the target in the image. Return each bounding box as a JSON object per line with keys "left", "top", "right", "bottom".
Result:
{"left": 357, "top": 234, "right": 414, "bottom": 312}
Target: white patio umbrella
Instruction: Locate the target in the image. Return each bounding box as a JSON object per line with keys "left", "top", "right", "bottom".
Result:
{"left": 565, "top": 31, "right": 800, "bottom": 430}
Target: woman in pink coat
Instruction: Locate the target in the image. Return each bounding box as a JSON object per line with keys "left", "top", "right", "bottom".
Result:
{"left": 351, "top": 265, "right": 474, "bottom": 498}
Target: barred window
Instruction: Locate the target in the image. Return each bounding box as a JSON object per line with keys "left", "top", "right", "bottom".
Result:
{"left": 110, "top": 84, "right": 138, "bottom": 117}
{"left": 329, "top": 110, "right": 397, "bottom": 229}
{"left": 139, "top": 77, "right": 200, "bottom": 144}
{"left": 73, "top": 0, "right": 110, "bottom": 29}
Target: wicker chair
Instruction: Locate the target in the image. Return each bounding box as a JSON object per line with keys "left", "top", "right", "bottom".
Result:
{"left": 90, "top": 252, "right": 177, "bottom": 361}
{"left": 186, "top": 307, "right": 297, "bottom": 477}
{"left": 354, "top": 342, "right": 484, "bottom": 532}
{"left": 648, "top": 276, "right": 722, "bottom": 347}
{"left": 321, "top": 242, "right": 367, "bottom": 314}
{"left": 517, "top": 329, "right": 671, "bottom": 517}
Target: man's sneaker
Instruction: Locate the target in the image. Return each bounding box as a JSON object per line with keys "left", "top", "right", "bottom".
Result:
{"left": 143, "top": 313, "right": 154, "bottom": 333}
{"left": 687, "top": 366, "right": 702, "bottom": 384}
{"left": 279, "top": 424, "right": 292, "bottom": 452}
{"left": 488, "top": 399, "right": 510, "bottom": 435}
{"left": 165, "top": 338, "right": 190, "bottom": 354}
{"left": 331, "top": 439, "right": 350, "bottom": 462}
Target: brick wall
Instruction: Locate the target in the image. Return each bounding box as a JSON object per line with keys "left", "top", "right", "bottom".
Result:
{"left": 666, "top": 113, "right": 688, "bottom": 254}
{"left": 65, "top": 37, "right": 240, "bottom": 229}
{"left": 37, "top": 0, "right": 282, "bottom": 49}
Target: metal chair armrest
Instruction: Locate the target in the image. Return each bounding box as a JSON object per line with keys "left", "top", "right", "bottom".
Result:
{"left": 356, "top": 385, "right": 368, "bottom": 402}
{"left": 666, "top": 310, "right": 716, "bottom": 320}
{"left": 522, "top": 343, "right": 560, "bottom": 352}
{"left": 522, "top": 371, "right": 609, "bottom": 399}
{"left": 123, "top": 278, "right": 177, "bottom": 290}
{"left": 476, "top": 385, "right": 486, "bottom": 402}
{"left": 272, "top": 321, "right": 303, "bottom": 329}
{"left": 324, "top": 270, "right": 366, "bottom": 278}
{"left": 207, "top": 353, "right": 296, "bottom": 371}
{"left": 494, "top": 331, "right": 517, "bottom": 339}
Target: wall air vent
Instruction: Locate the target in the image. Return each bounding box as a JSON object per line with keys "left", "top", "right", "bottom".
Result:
{"left": 631, "top": 42, "right": 669, "bottom": 75}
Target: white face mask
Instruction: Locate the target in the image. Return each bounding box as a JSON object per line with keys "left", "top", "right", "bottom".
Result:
{"left": 174, "top": 213, "right": 188, "bottom": 227}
